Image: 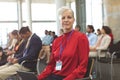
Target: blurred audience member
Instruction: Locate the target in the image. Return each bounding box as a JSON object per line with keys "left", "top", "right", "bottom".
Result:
{"left": 75, "top": 24, "right": 81, "bottom": 31}
{"left": 97, "top": 29, "right": 101, "bottom": 36}
{"left": 39, "top": 30, "right": 53, "bottom": 63}
{"left": 59, "top": 28, "right": 64, "bottom": 36}
{"left": 5, "top": 30, "right": 19, "bottom": 50}
{"left": 50, "top": 31, "right": 58, "bottom": 43}
{"left": 107, "top": 26, "right": 114, "bottom": 47}
{"left": 86, "top": 25, "right": 98, "bottom": 46}
{"left": 0, "top": 26, "right": 42, "bottom": 80}
{"left": 89, "top": 26, "right": 111, "bottom": 57}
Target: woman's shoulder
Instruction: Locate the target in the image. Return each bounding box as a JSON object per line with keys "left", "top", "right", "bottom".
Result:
{"left": 74, "top": 30, "right": 87, "bottom": 38}
{"left": 104, "top": 34, "right": 111, "bottom": 39}
{"left": 52, "top": 35, "right": 63, "bottom": 43}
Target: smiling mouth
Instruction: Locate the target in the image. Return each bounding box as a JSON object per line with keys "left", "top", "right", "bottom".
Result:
{"left": 64, "top": 24, "right": 69, "bottom": 25}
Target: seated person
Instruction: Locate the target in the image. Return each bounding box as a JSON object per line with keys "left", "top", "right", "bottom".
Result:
{"left": 38, "top": 7, "right": 89, "bottom": 80}
{"left": 75, "top": 24, "right": 81, "bottom": 31}
{"left": 0, "top": 26, "right": 42, "bottom": 80}
{"left": 0, "top": 47, "right": 8, "bottom": 66}
{"left": 39, "top": 30, "right": 53, "bottom": 63}
{"left": 6, "top": 30, "right": 21, "bottom": 56}
{"left": 86, "top": 25, "right": 98, "bottom": 46}
{"left": 89, "top": 26, "right": 111, "bottom": 57}
{"left": 0, "top": 30, "right": 22, "bottom": 66}
{"left": 107, "top": 26, "right": 114, "bottom": 48}
{"left": 5, "top": 30, "right": 19, "bottom": 51}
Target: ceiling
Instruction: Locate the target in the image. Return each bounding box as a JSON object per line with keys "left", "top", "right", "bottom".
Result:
{"left": 0, "top": 0, "right": 75, "bottom": 3}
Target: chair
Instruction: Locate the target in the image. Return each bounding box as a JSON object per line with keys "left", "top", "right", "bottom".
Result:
{"left": 6, "top": 60, "right": 38, "bottom": 80}
{"left": 110, "top": 51, "right": 120, "bottom": 80}
{"left": 17, "top": 71, "right": 38, "bottom": 80}
{"left": 16, "top": 57, "right": 47, "bottom": 80}
{"left": 96, "top": 51, "right": 120, "bottom": 80}
{"left": 76, "top": 58, "right": 95, "bottom": 80}
{"left": 96, "top": 47, "right": 120, "bottom": 80}
{"left": 16, "top": 58, "right": 95, "bottom": 80}
{"left": 96, "top": 49, "right": 109, "bottom": 80}
{"left": 14, "top": 51, "right": 96, "bottom": 80}
{"left": 37, "top": 58, "right": 47, "bottom": 75}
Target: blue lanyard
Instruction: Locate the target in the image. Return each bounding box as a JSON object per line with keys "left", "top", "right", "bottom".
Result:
{"left": 59, "top": 30, "right": 74, "bottom": 59}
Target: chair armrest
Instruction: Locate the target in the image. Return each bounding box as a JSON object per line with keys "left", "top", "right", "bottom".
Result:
{"left": 76, "top": 59, "right": 95, "bottom": 80}
{"left": 76, "top": 76, "right": 91, "bottom": 80}
{"left": 97, "top": 49, "right": 109, "bottom": 58}
{"left": 20, "top": 60, "right": 37, "bottom": 71}
{"left": 20, "top": 60, "right": 37, "bottom": 66}
{"left": 36, "top": 58, "right": 47, "bottom": 75}
{"left": 17, "top": 71, "right": 37, "bottom": 80}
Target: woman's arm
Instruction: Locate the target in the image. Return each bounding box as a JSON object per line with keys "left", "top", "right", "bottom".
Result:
{"left": 38, "top": 41, "right": 56, "bottom": 80}
{"left": 64, "top": 34, "right": 89, "bottom": 80}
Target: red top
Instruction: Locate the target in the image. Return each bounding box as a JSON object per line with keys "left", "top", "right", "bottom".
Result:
{"left": 109, "top": 33, "right": 114, "bottom": 46}
{"left": 38, "top": 30, "right": 89, "bottom": 80}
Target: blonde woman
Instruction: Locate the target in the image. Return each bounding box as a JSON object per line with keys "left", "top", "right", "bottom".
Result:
{"left": 38, "top": 7, "right": 89, "bottom": 80}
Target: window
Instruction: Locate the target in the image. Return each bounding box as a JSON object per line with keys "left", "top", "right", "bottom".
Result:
{"left": 0, "top": 2, "right": 18, "bottom": 47}
{"left": 32, "top": 22, "right": 57, "bottom": 39}
{"left": 0, "top": 23, "right": 18, "bottom": 47}
{"left": 71, "top": 2, "right": 76, "bottom": 28}
{"left": 0, "top": 2, "right": 17, "bottom": 21}
{"left": 22, "top": 3, "right": 57, "bottom": 38}
{"left": 86, "top": 0, "right": 102, "bottom": 32}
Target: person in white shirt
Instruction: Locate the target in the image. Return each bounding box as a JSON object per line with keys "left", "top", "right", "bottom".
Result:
{"left": 89, "top": 26, "right": 111, "bottom": 57}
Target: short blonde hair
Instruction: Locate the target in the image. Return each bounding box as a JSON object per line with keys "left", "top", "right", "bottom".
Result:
{"left": 57, "top": 6, "right": 74, "bottom": 19}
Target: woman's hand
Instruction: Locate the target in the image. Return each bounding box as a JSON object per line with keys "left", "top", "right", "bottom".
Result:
{"left": 11, "top": 58, "right": 18, "bottom": 64}
{"left": 6, "top": 50, "right": 15, "bottom": 55}
{"left": 90, "top": 46, "right": 96, "bottom": 51}
{"left": 7, "top": 56, "right": 14, "bottom": 62}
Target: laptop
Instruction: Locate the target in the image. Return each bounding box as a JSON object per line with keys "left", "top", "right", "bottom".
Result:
{"left": 17, "top": 71, "right": 38, "bottom": 80}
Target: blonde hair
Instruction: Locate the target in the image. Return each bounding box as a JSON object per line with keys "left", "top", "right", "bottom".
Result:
{"left": 57, "top": 6, "right": 74, "bottom": 19}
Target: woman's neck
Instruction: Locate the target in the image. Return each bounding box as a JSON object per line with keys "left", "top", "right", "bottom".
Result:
{"left": 64, "top": 28, "right": 73, "bottom": 33}
{"left": 102, "top": 33, "right": 107, "bottom": 36}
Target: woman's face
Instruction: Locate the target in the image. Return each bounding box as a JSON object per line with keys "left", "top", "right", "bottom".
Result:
{"left": 86, "top": 27, "right": 91, "bottom": 33}
{"left": 101, "top": 28, "right": 105, "bottom": 34}
{"left": 60, "top": 10, "right": 75, "bottom": 32}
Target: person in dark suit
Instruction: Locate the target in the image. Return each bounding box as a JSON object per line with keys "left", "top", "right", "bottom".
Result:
{"left": 0, "top": 26, "right": 42, "bottom": 80}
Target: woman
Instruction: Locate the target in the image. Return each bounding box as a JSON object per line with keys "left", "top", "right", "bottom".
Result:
{"left": 89, "top": 26, "right": 111, "bottom": 57}
{"left": 0, "top": 30, "right": 21, "bottom": 66}
{"left": 97, "top": 29, "right": 101, "bottom": 36}
{"left": 38, "top": 7, "right": 89, "bottom": 80}
{"left": 75, "top": 24, "right": 81, "bottom": 31}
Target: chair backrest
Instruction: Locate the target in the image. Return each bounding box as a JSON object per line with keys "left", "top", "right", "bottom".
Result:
{"left": 16, "top": 49, "right": 48, "bottom": 80}
{"left": 76, "top": 58, "right": 95, "bottom": 80}
{"left": 37, "top": 57, "right": 47, "bottom": 75}
{"left": 36, "top": 49, "right": 48, "bottom": 74}
{"left": 17, "top": 71, "right": 38, "bottom": 80}
{"left": 109, "top": 41, "right": 120, "bottom": 58}
{"left": 84, "top": 58, "right": 95, "bottom": 78}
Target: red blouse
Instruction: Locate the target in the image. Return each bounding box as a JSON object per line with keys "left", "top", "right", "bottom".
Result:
{"left": 38, "top": 30, "right": 89, "bottom": 80}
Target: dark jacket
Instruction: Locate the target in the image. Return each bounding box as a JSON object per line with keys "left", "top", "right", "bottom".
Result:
{"left": 16, "top": 34, "right": 42, "bottom": 71}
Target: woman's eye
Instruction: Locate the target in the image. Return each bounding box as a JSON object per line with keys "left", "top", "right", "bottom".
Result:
{"left": 62, "top": 16, "right": 72, "bottom": 20}
{"left": 67, "top": 16, "right": 72, "bottom": 19}
{"left": 62, "top": 17, "right": 65, "bottom": 20}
